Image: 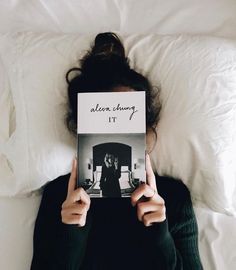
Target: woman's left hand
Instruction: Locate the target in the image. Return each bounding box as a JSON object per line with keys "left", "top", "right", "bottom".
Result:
{"left": 131, "top": 154, "right": 166, "bottom": 226}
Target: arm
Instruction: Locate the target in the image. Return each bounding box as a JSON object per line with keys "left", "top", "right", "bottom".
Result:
{"left": 131, "top": 155, "right": 203, "bottom": 270}
{"left": 114, "top": 166, "right": 121, "bottom": 179}
{"left": 114, "top": 158, "right": 121, "bottom": 178}
{"left": 100, "top": 165, "right": 106, "bottom": 188}
{"left": 31, "top": 159, "right": 92, "bottom": 270}
{"left": 145, "top": 191, "right": 203, "bottom": 270}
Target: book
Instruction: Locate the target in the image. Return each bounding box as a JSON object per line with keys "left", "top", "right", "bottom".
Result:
{"left": 77, "top": 91, "right": 146, "bottom": 198}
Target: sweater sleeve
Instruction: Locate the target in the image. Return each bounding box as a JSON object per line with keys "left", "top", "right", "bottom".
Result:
{"left": 145, "top": 189, "right": 203, "bottom": 270}
{"left": 30, "top": 175, "right": 92, "bottom": 270}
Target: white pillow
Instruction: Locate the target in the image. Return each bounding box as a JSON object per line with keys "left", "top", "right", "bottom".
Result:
{"left": 1, "top": 32, "right": 236, "bottom": 215}
{"left": 0, "top": 34, "right": 17, "bottom": 194}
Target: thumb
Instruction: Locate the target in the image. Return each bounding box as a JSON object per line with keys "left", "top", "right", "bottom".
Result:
{"left": 146, "top": 154, "right": 157, "bottom": 191}
{"left": 67, "top": 158, "right": 77, "bottom": 197}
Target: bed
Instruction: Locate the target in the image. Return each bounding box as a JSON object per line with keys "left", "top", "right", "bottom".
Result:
{"left": 1, "top": 1, "right": 236, "bottom": 270}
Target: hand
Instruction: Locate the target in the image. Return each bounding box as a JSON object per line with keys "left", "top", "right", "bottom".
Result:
{"left": 131, "top": 154, "right": 166, "bottom": 227}
{"left": 61, "top": 158, "right": 91, "bottom": 227}
{"left": 114, "top": 158, "right": 118, "bottom": 170}
{"left": 104, "top": 154, "right": 109, "bottom": 168}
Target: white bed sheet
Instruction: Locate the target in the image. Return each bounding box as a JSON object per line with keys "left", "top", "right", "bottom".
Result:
{"left": 195, "top": 206, "right": 236, "bottom": 270}
{"left": 0, "top": 194, "right": 236, "bottom": 270}
{"left": 1, "top": 0, "right": 236, "bottom": 270}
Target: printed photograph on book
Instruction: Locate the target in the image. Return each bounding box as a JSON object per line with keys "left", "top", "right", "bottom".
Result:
{"left": 77, "top": 133, "right": 145, "bottom": 197}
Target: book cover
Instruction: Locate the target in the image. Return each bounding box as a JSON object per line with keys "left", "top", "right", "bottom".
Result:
{"left": 77, "top": 91, "right": 146, "bottom": 198}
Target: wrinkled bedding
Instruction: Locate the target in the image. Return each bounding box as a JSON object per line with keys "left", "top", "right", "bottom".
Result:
{"left": 1, "top": 1, "right": 236, "bottom": 270}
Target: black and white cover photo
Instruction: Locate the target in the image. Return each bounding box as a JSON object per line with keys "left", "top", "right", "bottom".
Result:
{"left": 77, "top": 91, "right": 146, "bottom": 198}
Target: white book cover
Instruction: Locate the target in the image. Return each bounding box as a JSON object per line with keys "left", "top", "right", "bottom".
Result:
{"left": 77, "top": 91, "right": 146, "bottom": 198}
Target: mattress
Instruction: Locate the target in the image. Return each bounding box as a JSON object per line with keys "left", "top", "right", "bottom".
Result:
{"left": 1, "top": 1, "right": 236, "bottom": 270}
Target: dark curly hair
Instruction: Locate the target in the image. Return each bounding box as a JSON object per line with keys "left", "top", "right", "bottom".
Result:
{"left": 65, "top": 32, "right": 161, "bottom": 149}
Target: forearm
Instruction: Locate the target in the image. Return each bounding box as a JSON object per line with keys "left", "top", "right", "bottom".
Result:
{"left": 146, "top": 220, "right": 183, "bottom": 270}
{"left": 146, "top": 202, "right": 203, "bottom": 270}
{"left": 31, "top": 215, "right": 92, "bottom": 270}
{"left": 31, "top": 177, "right": 92, "bottom": 270}
{"left": 114, "top": 168, "right": 121, "bottom": 178}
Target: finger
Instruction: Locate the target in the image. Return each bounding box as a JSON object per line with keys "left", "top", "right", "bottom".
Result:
{"left": 67, "top": 158, "right": 78, "bottom": 197}
{"left": 131, "top": 184, "right": 155, "bottom": 206}
{"left": 68, "top": 188, "right": 91, "bottom": 206}
{"left": 62, "top": 212, "right": 87, "bottom": 226}
{"left": 61, "top": 202, "right": 88, "bottom": 216}
{"left": 131, "top": 184, "right": 164, "bottom": 206}
{"left": 136, "top": 201, "right": 163, "bottom": 222}
{"left": 146, "top": 154, "right": 156, "bottom": 190}
{"left": 142, "top": 210, "right": 166, "bottom": 226}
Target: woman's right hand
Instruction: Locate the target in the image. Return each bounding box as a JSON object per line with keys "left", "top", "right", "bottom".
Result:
{"left": 61, "top": 158, "right": 91, "bottom": 227}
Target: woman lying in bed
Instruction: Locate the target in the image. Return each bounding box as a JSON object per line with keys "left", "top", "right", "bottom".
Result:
{"left": 30, "top": 32, "right": 203, "bottom": 270}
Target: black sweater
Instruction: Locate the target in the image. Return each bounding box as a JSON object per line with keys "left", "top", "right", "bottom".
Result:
{"left": 30, "top": 173, "right": 203, "bottom": 270}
